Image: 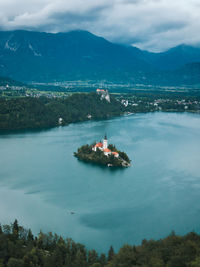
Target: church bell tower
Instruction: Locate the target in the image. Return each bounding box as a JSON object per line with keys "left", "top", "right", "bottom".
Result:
{"left": 103, "top": 134, "right": 108, "bottom": 149}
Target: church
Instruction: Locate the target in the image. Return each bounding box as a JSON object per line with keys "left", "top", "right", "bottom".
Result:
{"left": 92, "top": 135, "right": 119, "bottom": 158}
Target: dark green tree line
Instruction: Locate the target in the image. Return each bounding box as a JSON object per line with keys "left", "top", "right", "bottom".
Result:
{"left": 0, "top": 93, "right": 124, "bottom": 131}
{"left": 1, "top": 221, "right": 200, "bottom": 267}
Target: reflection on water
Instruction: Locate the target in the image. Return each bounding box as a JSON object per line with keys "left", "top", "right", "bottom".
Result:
{"left": 0, "top": 112, "right": 200, "bottom": 253}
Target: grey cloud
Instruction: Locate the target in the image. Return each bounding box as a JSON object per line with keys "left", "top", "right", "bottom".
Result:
{"left": 0, "top": 0, "right": 199, "bottom": 51}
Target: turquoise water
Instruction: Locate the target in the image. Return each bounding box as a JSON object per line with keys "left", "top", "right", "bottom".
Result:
{"left": 0, "top": 112, "right": 200, "bottom": 253}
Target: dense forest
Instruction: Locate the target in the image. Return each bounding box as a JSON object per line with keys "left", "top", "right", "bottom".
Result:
{"left": 0, "top": 93, "right": 124, "bottom": 131}
{"left": 74, "top": 144, "right": 130, "bottom": 167}
{"left": 1, "top": 90, "right": 200, "bottom": 131}
{"left": 1, "top": 220, "right": 200, "bottom": 267}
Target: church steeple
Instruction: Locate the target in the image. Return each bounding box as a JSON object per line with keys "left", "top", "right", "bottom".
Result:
{"left": 103, "top": 134, "right": 108, "bottom": 149}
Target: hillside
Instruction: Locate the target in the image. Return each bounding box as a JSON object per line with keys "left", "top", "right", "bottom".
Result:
{"left": 0, "top": 30, "right": 151, "bottom": 82}
{"left": 145, "top": 44, "right": 200, "bottom": 70}
{"left": 142, "top": 62, "right": 200, "bottom": 86}
{"left": 0, "top": 92, "right": 124, "bottom": 131}
{"left": 0, "top": 76, "right": 25, "bottom": 87}
{"left": 0, "top": 30, "right": 200, "bottom": 86}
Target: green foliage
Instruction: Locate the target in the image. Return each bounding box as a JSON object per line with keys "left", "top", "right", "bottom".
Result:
{"left": 88, "top": 250, "right": 99, "bottom": 266}
{"left": 12, "top": 220, "right": 19, "bottom": 240}
{"left": 108, "top": 246, "right": 115, "bottom": 262}
{"left": 1, "top": 221, "right": 200, "bottom": 267}
{"left": 0, "top": 76, "right": 25, "bottom": 87}
{"left": 107, "top": 144, "right": 117, "bottom": 151}
{"left": 7, "top": 258, "right": 24, "bottom": 267}
{"left": 0, "top": 93, "right": 123, "bottom": 131}
{"left": 90, "top": 263, "right": 101, "bottom": 267}
{"left": 118, "top": 151, "right": 130, "bottom": 163}
{"left": 99, "top": 253, "right": 107, "bottom": 266}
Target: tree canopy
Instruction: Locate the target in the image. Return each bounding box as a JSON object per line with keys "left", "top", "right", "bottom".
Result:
{"left": 1, "top": 221, "right": 200, "bottom": 267}
{"left": 0, "top": 93, "right": 124, "bottom": 131}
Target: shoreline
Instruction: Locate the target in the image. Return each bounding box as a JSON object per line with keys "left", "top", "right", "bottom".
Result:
{"left": 1, "top": 110, "right": 200, "bottom": 133}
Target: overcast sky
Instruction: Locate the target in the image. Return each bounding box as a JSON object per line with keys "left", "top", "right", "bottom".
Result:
{"left": 0, "top": 0, "right": 199, "bottom": 52}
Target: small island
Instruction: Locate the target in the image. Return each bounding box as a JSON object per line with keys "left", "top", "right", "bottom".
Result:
{"left": 74, "top": 135, "right": 131, "bottom": 167}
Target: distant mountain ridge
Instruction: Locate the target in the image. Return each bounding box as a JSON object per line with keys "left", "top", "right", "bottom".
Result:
{"left": 0, "top": 30, "right": 200, "bottom": 86}
{"left": 0, "top": 75, "right": 24, "bottom": 87}
{"left": 140, "top": 62, "right": 200, "bottom": 86}
{"left": 146, "top": 44, "right": 200, "bottom": 70}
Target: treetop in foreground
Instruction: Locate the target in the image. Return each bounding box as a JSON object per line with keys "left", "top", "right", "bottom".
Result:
{"left": 1, "top": 220, "right": 200, "bottom": 267}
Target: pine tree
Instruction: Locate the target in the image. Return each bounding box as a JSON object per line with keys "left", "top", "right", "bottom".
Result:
{"left": 108, "top": 246, "right": 115, "bottom": 262}
{"left": 12, "top": 219, "right": 19, "bottom": 239}
{"left": 99, "top": 253, "right": 107, "bottom": 266}
{"left": 28, "top": 229, "right": 34, "bottom": 242}
{"left": 88, "top": 250, "right": 98, "bottom": 266}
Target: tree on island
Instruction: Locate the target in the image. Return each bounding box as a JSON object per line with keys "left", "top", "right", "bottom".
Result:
{"left": 74, "top": 143, "right": 130, "bottom": 167}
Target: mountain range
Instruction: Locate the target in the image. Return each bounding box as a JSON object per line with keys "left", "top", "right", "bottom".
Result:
{"left": 0, "top": 30, "right": 200, "bottom": 86}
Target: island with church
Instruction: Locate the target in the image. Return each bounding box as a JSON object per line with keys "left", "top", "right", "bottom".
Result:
{"left": 74, "top": 135, "right": 131, "bottom": 167}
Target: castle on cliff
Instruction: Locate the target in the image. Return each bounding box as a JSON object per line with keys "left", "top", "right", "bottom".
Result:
{"left": 96, "top": 89, "right": 110, "bottom": 103}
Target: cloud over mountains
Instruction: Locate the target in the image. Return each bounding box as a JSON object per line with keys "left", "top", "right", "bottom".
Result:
{"left": 0, "top": 0, "right": 200, "bottom": 51}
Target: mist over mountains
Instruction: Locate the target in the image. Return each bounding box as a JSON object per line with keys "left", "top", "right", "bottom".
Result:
{"left": 0, "top": 30, "right": 199, "bottom": 86}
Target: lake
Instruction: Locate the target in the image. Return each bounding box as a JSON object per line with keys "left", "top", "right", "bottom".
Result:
{"left": 0, "top": 112, "right": 200, "bottom": 253}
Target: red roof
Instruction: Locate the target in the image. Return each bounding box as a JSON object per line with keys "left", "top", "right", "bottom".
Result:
{"left": 112, "top": 152, "right": 119, "bottom": 155}
{"left": 95, "top": 142, "right": 103, "bottom": 147}
{"left": 104, "top": 148, "right": 111, "bottom": 152}
{"left": 96, "top": 89, "right": 105, "bottom": 92}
